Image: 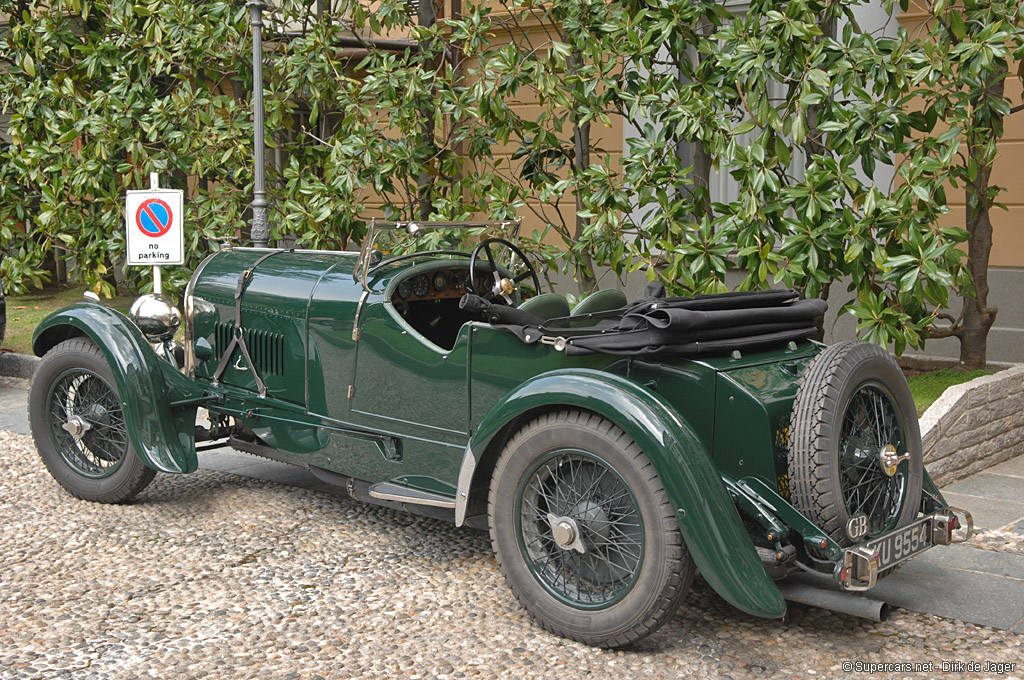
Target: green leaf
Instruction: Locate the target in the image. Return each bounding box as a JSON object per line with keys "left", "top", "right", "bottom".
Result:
{"left": 845, "top": 240, "right": 864, "bottom": 263}
{"left": 734, "top": 120, "right": 757, "bottom": 135}
{"left": 792, "top": 113, "right": 807, "bottom": 146}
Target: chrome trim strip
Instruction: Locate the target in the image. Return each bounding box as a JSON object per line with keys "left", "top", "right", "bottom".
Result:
{"left": 183, "top": 250, "right": 219, "bottom": 377}
{"left": 455, "top": 444, "right": 476, "bottom": 527}
{"left": 351, "top": 288, "right": 369, "bottom": 341}
{"left": 225, "top": 246, "right": 359, "bottom": 255}
{"left": 368, "top": 482, "right": 456, "bottom": 509}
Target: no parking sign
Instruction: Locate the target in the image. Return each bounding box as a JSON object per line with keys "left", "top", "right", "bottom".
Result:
{"left": 125, "top": 189, "right": 184, "bottom": 265}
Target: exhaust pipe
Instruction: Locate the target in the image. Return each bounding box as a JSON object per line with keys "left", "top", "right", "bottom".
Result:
{"left": 778, "top": 580, "right": 889, "bottom": 622}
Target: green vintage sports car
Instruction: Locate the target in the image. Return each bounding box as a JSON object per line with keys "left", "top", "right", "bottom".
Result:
{"left": 28, "top": 221, "right": 972, "bottom": 647}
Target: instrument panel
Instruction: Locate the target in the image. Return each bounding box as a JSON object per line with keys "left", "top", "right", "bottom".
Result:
{"left": 393, "top": 268, "right": 492, "bottom": 303}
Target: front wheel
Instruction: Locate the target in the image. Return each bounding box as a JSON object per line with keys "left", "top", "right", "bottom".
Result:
{"left": 488, "top": 410, "right": 695, "bottom": 648}
{"left": 29, "top": 338, "right": 156, "bottom": 503}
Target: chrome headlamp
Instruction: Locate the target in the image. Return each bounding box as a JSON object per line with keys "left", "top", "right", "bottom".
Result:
{"left": 130, "top": 294, "right": 182, "bottom": 343}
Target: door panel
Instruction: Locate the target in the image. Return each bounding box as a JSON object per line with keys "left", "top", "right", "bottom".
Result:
{"left": 350, "top": 303, "right": 470, "bottom": 444}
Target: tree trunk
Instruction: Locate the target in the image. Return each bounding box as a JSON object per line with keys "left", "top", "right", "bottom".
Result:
{"left": 958, "top": 71, "right": 1004, "bottom": 370}
{"left": 573, "top": 118, "right": 599, "bottom": 296}
{"left": 692, "top": 141, "right": 712, "bottom": 217}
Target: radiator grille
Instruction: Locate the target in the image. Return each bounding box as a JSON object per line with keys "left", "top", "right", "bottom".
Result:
{"left": 213, "top": 322, "right": 285, "bottom": 377}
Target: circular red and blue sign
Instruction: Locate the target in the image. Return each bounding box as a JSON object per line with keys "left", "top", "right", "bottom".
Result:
{"left": 135, "top": 198, "right": 173, "bottom": 238}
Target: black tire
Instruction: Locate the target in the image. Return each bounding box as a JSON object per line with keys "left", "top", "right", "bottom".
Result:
{"left": 488, "top": 410, "right": 695, "bottom": 648}
{"left": 788, "top": 341, "right": 923, "bottom": 548}
{"left": 29, "top": 338, "right": 156, "bottom": 503}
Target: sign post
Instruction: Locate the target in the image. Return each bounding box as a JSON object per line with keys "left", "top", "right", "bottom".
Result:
{"left": 125, "top": 173, "right": 184, "bottom": 294}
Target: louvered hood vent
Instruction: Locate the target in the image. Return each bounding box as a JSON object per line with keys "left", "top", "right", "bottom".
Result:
{"left": 213, "top": 322, "right": 285, "bottom": 377}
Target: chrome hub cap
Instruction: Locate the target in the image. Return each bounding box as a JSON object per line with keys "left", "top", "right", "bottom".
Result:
{"left": 546, "top": 514, "right": 586, "bottom": 554}
{"left": 879, "top": 444, "right": 909, "bottom": 477}
{"left": 61, "top": 415, "right": 92, "bottom": 437}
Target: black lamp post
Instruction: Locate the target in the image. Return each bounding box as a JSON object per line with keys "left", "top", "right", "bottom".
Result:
{"left": 247, "top": 0, "right": 270, "bottom": 248}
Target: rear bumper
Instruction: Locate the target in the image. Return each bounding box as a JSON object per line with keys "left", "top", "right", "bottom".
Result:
{"left": 838, "top": 507, "right": 974, "bottom": 591}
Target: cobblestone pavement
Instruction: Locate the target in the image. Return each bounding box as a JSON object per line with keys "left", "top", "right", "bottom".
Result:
{"left": 1, "top": 431, "right": 1021, "bottom": 680}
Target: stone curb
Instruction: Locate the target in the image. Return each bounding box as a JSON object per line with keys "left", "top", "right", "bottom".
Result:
{"left": 921, "top": 364, "right": 1024, "bottom": 487}
{"left": 0, "top": 352, "right": 39, "bottom": 380}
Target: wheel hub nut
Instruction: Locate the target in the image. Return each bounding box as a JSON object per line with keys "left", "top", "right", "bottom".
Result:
{"left": 879, "top": 444, "right": 909, "bottom": 477}
{"left": 62, "top": 416, "right": 92, "bottom": 437}
{"left": 553, "top": 520, "right": 576, "bottom": 546}
{"left": 545, "top": 513, "right": 586, "bottom": 554}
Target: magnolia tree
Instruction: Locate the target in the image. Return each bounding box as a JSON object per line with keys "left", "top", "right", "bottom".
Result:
{"left": 0, "top": 0, "right": 255, "bottom": 296}
{"left": 1, "top": 0, "right": 1017, "bottom": 363}
{"left": 464, "top": 0, "right": 967, "bottom": 354}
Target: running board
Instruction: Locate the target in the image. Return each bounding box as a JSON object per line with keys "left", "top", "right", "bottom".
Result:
{"left": 229, "top": 435, "right": 308, "bottom": 467}
{"left": 368, "top": 482, "right": 456, "bottom": 509}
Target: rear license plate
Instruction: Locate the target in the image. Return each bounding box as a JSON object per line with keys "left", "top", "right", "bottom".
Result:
{"left": 863, "top": 516, "right": 933, "bottom": 571}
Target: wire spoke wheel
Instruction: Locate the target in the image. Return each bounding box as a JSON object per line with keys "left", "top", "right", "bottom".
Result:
{"left": 517, "top": 450, "right": 644, "bottom": 608}
{"left": 30, "top": 338, "right": 156, "bottom": 503}
{"left": 837, "top": 384, "right": 908, "bottom": 537}
{"left": 835, "top": 383, "right": 909, "bottom": 536}
{"left": 489, "top": 410, "right": 694, "bottom": 648}
{"left": 47, "top": 368, "right": 130, "bottom": 478}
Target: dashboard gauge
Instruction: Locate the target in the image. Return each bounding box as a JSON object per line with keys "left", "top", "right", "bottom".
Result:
{"left": 449, "top": 270, "right": 464, "bottom": 290}
{"left": 477, "top": 275, "right": 492, "bottom": 294}
{"left": 396, "top": 280, "right": 412, "bottom": 299}
{"left": 412, "top": 275, "right": 430, "bottom": 298}
{"left": 433, "top": 271, "right": 447, "bottom": 292}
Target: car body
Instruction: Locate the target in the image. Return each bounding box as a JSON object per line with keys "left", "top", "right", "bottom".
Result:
{"left": 28, "top": 222, "right": 972, "bottom": 647}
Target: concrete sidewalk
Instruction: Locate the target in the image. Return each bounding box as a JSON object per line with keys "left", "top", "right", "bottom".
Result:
{"left": 2, "top": 373, "right": 1022, "bottom": 632}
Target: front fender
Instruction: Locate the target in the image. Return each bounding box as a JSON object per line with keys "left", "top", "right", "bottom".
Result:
{"left": 467, "top": 368, "right": 786, "bottom": 619}
{"left": 33, "top": 303, "right": 205, "bottom": 474}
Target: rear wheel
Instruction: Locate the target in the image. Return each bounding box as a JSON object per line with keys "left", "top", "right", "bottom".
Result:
{"left": 489, "top": 410, "right": 694, "bottom": 648}
{"left": 29, "top": 338, "right": 156, "bottom": 503}
{"left": 788, "top": 341, "right": 922, "bottom": 547}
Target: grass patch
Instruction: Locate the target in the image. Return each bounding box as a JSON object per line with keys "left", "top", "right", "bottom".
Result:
{"left": 2, "top": 285, "right": 136, "bottom": 355}
{"left": 907, "top": 368, "right": 993, "bottom": 416}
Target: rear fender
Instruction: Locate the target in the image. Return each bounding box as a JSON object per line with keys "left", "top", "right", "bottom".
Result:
{"left": 33, "top": 303, "right": 206, "bottom": 474}
{"left": 464, "top": 368, "right": 786, "bottom": 619}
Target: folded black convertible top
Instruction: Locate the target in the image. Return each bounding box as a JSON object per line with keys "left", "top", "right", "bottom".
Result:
{"left": 464, "top": 287, "right": 827, "bottom": 358}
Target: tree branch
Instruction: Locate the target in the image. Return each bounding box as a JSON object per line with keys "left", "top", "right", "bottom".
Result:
{"left": 926, "top": 324, "right": 962, "bottom": 339}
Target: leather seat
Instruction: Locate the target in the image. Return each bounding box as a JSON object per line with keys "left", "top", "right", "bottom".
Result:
{"left": 571, "top": 289, "right": 627, "bottom": 316}
{"left": 518, "top": 293, "right": 570, "bottom": 321}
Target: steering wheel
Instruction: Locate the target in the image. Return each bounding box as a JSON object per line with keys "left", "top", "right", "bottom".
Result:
{"left": 466, "top": 238, "right": 541, "bottom": 305}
